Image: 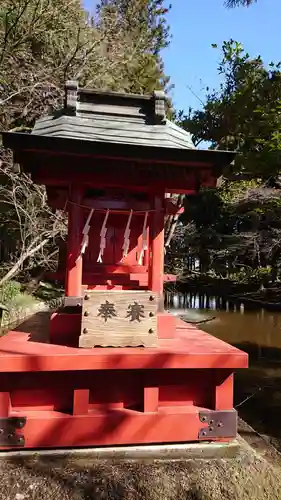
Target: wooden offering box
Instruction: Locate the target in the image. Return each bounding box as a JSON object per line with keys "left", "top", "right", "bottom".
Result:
{"left": 80, "top": 290, "right": 158, "bottom": 347}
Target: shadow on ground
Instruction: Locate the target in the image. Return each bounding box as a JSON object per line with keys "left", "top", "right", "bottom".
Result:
{"left": 1, "top": 444, "right": 281, "bottom": 500}
{"left": 0, "top": 458, "right": 212, "bottom": 500}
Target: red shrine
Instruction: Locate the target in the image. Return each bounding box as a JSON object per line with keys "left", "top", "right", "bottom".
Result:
{"left": 0, "top": 82, "right": 248, "bottom": 450}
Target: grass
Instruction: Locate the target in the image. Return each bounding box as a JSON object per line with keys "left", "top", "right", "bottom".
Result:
{"left": 0, "top": 280, "right": 47, "bottom": 331}
{"left": 0, "top": 279, "right": 64, "bottom": 331}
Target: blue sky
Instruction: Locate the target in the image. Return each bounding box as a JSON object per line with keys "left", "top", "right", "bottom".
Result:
{"left": 164, "top": 0, "right": 281, "bottom": 113}
{"left": 84, "top": 0, "right": 281, "bottom": 113}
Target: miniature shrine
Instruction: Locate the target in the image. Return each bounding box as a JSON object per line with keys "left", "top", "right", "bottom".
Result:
{"left": 0, "top": 82, "right": 248, "bottom": 450}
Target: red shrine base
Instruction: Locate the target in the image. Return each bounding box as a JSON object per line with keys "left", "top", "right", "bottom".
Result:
{"left": 0, "top": 317, "right": 248, "bottom": 450}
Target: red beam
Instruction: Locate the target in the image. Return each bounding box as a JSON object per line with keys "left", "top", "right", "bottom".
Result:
{"left": 25, "top": 147, "right": 213, "bottom": 168}
{"left": 7, "top": 406, "right": 230, "bottom": 448}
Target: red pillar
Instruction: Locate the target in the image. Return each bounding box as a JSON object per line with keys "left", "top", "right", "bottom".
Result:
{"left": 213, "top": 371, "right": 234, "bottom": 410}
{"left": 0, "top": 392, "right": 10, "bottom": 417}
{"left": 65, "top": 185, "right": 84, "bottom": 297}
{"left": 73, "top": 389, "right": 89, "bottom": 415}
{"left": 148, "top": 194, "right": 165, "bottom": 294}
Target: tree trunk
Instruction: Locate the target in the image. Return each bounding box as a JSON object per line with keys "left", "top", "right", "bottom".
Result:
{"left": 0, "top": 237, "right": 50, "bottom": 286}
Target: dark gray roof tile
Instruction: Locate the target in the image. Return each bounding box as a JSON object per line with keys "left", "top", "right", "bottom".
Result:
{"left": 31, "top": 83, "right": 195, "bottom": 150}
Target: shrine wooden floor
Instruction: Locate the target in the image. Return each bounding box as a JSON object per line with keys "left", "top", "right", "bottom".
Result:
{"left": 0, "top": 318, "right": 247, "bottom": 371}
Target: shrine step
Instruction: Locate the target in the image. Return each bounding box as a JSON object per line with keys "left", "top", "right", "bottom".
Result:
{"left": 0, "top": 440, "right": 240, "bottom": 460}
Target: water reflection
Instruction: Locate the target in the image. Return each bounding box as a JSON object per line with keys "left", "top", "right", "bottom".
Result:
{"left": 166, "top": 292, "right": 281, "bottom": 359}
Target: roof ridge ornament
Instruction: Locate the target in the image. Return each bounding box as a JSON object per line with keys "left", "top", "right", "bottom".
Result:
{"left": 65, "top": 81, "right": 78, "bottom": 115}
{"left": 153, "top": 90, "right": 166, "bottom": 124}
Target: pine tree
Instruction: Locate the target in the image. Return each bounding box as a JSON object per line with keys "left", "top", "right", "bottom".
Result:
{"left": 95, "top": 0, "right": 171, "bottom": 93}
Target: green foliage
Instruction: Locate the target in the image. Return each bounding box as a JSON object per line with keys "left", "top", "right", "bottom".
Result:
{"left": 227, "top": 266, "right": 271, "bottom": 285}
{"left": 170, "top": 182, "right": 281, "bottom": 284}
{"left": 0, "top": 280, "right": 21, "bottom": 304}
{"left": 179, "top": 40, "right": 281, "bottom": 177}
{"left": 0, "top": 0, "right": 171, "bottom": 133}
{"left": 96, "top": 0, "right": 171, "bottom": 94}
{"left": 0, "top": 0, "right": 171, "bottom": 283}
{"left": 219, "top": 179, "right": 261, "bottom": 203}
{"left": 173, "top": 40, "right": 281, "bottom": 284}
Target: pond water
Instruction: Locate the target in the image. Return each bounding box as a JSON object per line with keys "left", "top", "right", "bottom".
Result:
{"left": 167, "top": 292, "right": 281, "bottom": 449}
{"left": 167, "top": 293, "right": 281, "bottom": 359}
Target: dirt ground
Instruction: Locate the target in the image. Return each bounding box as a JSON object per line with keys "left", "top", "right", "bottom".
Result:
{"left": 0, "top": 432, "right": 280, "bottom": 500}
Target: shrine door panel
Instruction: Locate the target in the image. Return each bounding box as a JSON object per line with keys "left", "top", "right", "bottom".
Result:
{"left": 83, "top": 213, "right": 145, "bottom": 268}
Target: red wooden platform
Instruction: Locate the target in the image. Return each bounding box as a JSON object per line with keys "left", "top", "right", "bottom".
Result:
{"left": 0, "top": 318, "right": 247, "bottom": 450}
{"left": 0, "top": 319, "right": 247, "bottom": 372}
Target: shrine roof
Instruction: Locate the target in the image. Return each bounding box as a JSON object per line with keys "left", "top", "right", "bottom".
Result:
{"left": 30, "top": 82, "right": 195, "bottom": 150}
{"left": 2, "top": 83, "right": 236, "bottom": 177}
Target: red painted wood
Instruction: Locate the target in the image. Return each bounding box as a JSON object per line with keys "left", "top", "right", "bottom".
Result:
{"left": 43, "top": 176, "right": 198, "bottom": 195}
{"left": 84, "top": 265, "right": 148, "bottom": 274}
{"left": 157, "top": 312, "right": 176, "bottom": 339}
{"left": 144, "top": 387, "right": 159, "bottom": 412}
{"left": 4, "top": 332, "right": 30, "bottom": 342}
{"left": 50, "top": 313, "right": 81, "bottom": 347}
{"left": 82, "top": 210, "right": 147, "bottom": 270}
{"left": 0, "top": 391, "right": 11, "bottom": 417}
{"left": 213, "top": 371, "right": 234, "bottom": 410}
{"left": 83, "top": 198, "right": 150, "bottom": 212}
{"left": 73, "top": 389, "right": 89, "bottom": 415}
{"left": 0, "top": 345, "right": 241, "bottom": 448}
{"left": 5, "top": 406, "right": 219, "bottom": 449}
{"left": 46, "top": 270, "right": 175, "bottom": 285}
{"left": 2, "top": 111, "right": 245, "bottom": 450}
{"left": 65, "top": 186, "right": 83, "bottom": 297}
{"left": 149, "top": 195, "right": 165, "bottom": 294}
{"left": 32, "top": 166, "right": 200, "bottom": 194}
{"left": 0, "top": 323, "right": 248, "bottom": 372}
{"left": 1, "top": 367, "right": 227, "bottom": 415}
{"left": 28, "top": 149, "right": 213, "bottom": 167}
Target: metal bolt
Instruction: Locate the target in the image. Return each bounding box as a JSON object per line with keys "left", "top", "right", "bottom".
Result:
{"left": 148, "top": 328, "right": 154, "bottom": 334}
{"left": 149, "top": 295, "right": 155, "bottom": 301}
{"left": 209, "top": 419, "right": 214, "bottom": 425}
{"left": 18, "top": 420, "right": 25, "bottom": 429}
{"left": 217, "top": 422, "right": 223, "bottom": 428}
{"left": 84, "top": 311, "right": 89, "bottom": 317}
{"left": 84, "top": 294, "right": 89, "bottom": 300}
{"left": 8, "top": 434, "right": 14, "bottom": 440}
{"left": 201, "top": 416, "right": 207, "bottom": 422}
{"left": 202, "top": 431, "right": 207, "bottom": 436}
{"left": 0, "top": 429, "right": 3, "bottom": 434}
{"left": 209, "top": 426, "right": 214, "bottom": 432}
{"left": 83, "top": 328, "right": 88, "bottom": 334}
{"left": 149, "top": 312, "right": 154, "bottom": 317}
